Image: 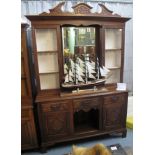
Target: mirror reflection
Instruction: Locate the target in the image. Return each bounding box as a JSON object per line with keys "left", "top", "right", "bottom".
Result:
{"left": 62, "top": 27, "right": 96, "bottom": 84}
{"left": 62, "top": 27, "right": 96, "bottom": 60}
{"left": 61, "top": 27, "right": 110, "bottom": 88}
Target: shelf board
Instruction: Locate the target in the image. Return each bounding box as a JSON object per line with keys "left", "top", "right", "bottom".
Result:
{"left": 74, "top": 125, "right": 99, "bottom": 134}
{"left": 107, "top": 66, "right": 121, "bottom": 70}
{"left": 39, "top": 71, "right": 59, "bottom": 75}
{"left": 37, "top": 50, "right": 58, "bottom": 54}
{"left": 105, "top": 49, "right": 122, "bottom": 52}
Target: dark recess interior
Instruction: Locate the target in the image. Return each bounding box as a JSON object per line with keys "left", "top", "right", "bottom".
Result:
{"left": 74, "top": 109, "right": 99, "bottom": 132}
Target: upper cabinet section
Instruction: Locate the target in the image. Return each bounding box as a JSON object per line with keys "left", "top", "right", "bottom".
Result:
{"left": 26, "top": 2, "right": 129, "bottom": 22}
{"left": 26, "top": 2, "right": 130, "bottom": 94}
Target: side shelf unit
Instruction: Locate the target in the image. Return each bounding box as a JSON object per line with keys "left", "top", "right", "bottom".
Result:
{"left": 21, "top": 23, "right": 38, "bottom": 151}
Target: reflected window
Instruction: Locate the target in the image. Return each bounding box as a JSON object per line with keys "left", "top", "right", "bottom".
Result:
{"left": 61, "top": 26, "right": 111, "bottom": 88}
{"left": 62, "top": 27, "right": 96, "bottom": 61}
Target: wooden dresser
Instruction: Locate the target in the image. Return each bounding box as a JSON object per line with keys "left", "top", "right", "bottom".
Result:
{"left": 25, "top": 2, "right": 130, "bottom": 152}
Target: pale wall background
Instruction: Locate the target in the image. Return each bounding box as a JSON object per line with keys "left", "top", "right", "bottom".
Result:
{"left": 21, "top": 0, "right": 133, "bottom": 95}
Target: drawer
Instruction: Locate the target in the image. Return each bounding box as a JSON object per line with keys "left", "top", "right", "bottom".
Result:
{"left": 104, "top": 94, "right": 126, "bottom": 105}
{"left": 73, "top": 97, "right": 99, "bottom": 111}
{"left": 41, "top": 101, "right": 71, "bottom": 112}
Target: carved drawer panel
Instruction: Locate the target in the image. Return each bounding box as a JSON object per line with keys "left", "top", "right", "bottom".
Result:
{"left": 41, "top": 101, "right": 70, "bottom": 112}
{"left": 104, "top": 94, "right": 125, "bottom": 105}
{"left": 103, "top": 103, "right": 126, "bottom": 130}
{"left": 73, "top": 97, "right": 100, "bottom": 112}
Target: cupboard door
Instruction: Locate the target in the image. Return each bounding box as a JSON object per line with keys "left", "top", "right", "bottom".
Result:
{"left": 103, "top": 94, "right": 127, "bottom": 131}
{"left": 21, "top": 109, "right": 38, "bottom": 150}
{"left": 103, "top": 103, "right": 124, "bottom": 130}
{"left": 42, "top": 111, "right": 71, "bottom": 140}
{"left": 39, "top": 101, "right": 72, "bottom": 141}
{"left": 34, "top": 27, "right": 60, "bottom": 90}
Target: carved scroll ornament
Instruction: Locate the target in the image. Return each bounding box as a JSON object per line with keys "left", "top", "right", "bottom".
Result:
{"left": 39, "top": 2, "right": 120, "bottom": 17}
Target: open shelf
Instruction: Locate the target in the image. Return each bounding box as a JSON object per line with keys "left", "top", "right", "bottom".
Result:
{"left": 74, "top": 109, "right": 99, "bottom": 134}
{"left": 37, "top": 50, "right": 58, "bottom": 54}
{"left": 74, "top": 124, "right": 99, "bottom": 134}
{"left": 105, "top": 48, "right": 122, "bottom": 51}
{"left": 108, "top": 66, "right": 121, "bottom": 70}
{"left": 39, "top": 73, "right": 60, "bottom": 90}
{"left": 35, "top": 29, "right": 58, "bottom": 52}
{"left": 105, "top": 28, "right": 122, "bottom": 50}
{"left": 37, "top": 52, "right": 59, "bottom": 73}
{"left": 106, "top": 69, "right": 121, "bottom": 83}
{"left": 39, "top": 71, "right": 59, "bottom": 75}
{"left": 105, "top": 50, "right": 121, "bottom": 69}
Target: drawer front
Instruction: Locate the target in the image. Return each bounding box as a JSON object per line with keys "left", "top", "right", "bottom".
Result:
{"left": 73, "top": 97, "right": 100, "bottom": 112}
{"left": 104, "top": 94, "right": 126, "bottom": 105}
{"left": 41, "top": 101, "right": 71, "bottom": 112}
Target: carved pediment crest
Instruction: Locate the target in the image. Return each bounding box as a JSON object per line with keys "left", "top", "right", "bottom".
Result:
{"left": 72, "top": 3, "right": 92, "bottom": 14}
{"left": 39, "top": 2, "right": 121, "bottom": 17}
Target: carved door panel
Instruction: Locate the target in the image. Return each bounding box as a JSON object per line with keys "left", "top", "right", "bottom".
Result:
{"left": 103, "top": 103, "right": 125, "bottom": 131}
{"left": 42, "top": 111, "right": 71, "bottom": 140}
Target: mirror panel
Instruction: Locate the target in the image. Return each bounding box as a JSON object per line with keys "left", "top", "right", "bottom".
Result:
{"left": 62, "top": 27, "right": 97, "bottom": 85}
{"left": 62, "top": 27, "right": 96, "bottom": 60}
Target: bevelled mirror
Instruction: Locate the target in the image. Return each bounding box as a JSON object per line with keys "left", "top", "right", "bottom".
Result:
{"left": 62, "top": 26, "right": 96, "bottom": 59}
{"left": 61, "top": 26, "right": 110, "bottom": 89}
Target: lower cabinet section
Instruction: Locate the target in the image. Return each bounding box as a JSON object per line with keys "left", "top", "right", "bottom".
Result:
{"left": 21, "top": 108, "right": 38, "bottom": 150}
{"left": 37, "top": 91, "right": 128, "bottom": 150}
